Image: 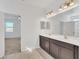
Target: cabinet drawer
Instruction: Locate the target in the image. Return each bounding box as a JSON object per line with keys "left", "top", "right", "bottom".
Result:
{"left": 50, "top": 39, "right": 74, "bottom": 50}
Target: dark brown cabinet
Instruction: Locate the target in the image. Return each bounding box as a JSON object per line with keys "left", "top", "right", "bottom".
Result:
{"left": 59, "top": 47, "right": 74, "bottom": 59}
{"left": 40, "top": 36, "right": 49, "bottom": 53}
{"left": 39, "top": 35, "right": 79, "bottom": 59}
{"left": 50, "top": 41, "right": 59, "bottom": 59}
{"left": 78, "top": 47, "right": 79, "bottom": 59}
{"left": 50, "top": 39, "right": 74, "bottom": 59}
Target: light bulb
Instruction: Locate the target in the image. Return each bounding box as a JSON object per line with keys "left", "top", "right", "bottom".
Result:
{"left": 59, "top": 8, "right": 63, "bottom": 11}
{"left": 70, "top": 2, "right": 74, "bottom": 6}
{"left": 69, "top": 0, "right": 74, "bottom": 6}
{"left": 59, "top": 6, "right": 63, "bottom": 11}
{"left": 47, "top": 11, "right": 54, "bottom": 16}
{"left": 64, "top": 5, "right": 68, "bottom": 9}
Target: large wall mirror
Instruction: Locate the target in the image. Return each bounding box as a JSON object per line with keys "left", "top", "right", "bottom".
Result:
{"left": 51, "top": 15, "right": 79, "bottom": 37}
{"left": 50, "top": 6, "right": 79, "bottom": 37}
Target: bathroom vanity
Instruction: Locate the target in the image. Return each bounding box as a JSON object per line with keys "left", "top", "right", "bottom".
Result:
{"left": 39, "top": 4, "right": 79, "bottom": 59}
{"left": 39, "top": 34, "right": 79, "bottom": 59}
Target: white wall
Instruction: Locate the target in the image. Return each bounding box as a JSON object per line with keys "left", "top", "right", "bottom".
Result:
{"left": 0, "top": 0, "right": 43, "bottom": 57}
{"left": 20, "top": 6, "right": 42, "bottom": 50}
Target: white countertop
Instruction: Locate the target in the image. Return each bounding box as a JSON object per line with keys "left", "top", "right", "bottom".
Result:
{"left": 40, "top": 33, "right": 79, "bottom": 46}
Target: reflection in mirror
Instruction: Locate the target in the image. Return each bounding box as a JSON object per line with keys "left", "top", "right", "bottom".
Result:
{"left": 61, "top": 21, "right": 75, "bottom": 36}
{"left": 40, "top": 21, "right": 50, "bottom": 30}
{"left": 61, "top": 21, "right": 79, "bottom": 37}
{"left": 46, "top": 22, "right": 50, "bottom": 29}
{"left": 40, "top": 21, "right": 45, "bottom": 29}
{"left": 51, "top": 19, "right": 79, "bottom": 37}
{"left": 74, "top": 21, "right": 79, "bottom": 37}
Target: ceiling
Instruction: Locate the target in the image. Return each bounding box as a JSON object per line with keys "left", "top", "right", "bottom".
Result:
{"left": 24, "top": 0, "right": 55, "bottom": 8}
{"left": 19, "top": 0, "right": 78, "bottom": 15}
{"left": 20, "top": 0, "right": 66, "bottom": 12}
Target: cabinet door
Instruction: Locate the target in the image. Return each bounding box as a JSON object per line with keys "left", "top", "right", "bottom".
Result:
{"left": 40, "top": 36, "right": 49, "bottom": 53}
{"left": 59, "top": 47, "right": 74, "bottom": 59}
{"left": 44, "top": 38, "right": 49, "bottom": 53}
{"left": 78, "top": 47, "right": 79, "bottom": 59}
{"left": 40, "top": 36, "right": 45, "bottom": 49}
{"left": 50, "top": 40, "right": 59, "bottom": 59}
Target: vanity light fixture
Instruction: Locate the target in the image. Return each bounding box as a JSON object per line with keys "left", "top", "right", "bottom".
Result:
{"left": 47, "top": 11, "right": 54, "bottom": 16}
{"left": 59, "top": 0, "right": 75, "bottom": 11}
{"left": 70, "top": 2, "right": 74, "bottom": 6}
{"left": 59, "top": 6, "right": 63, "bottom": 11}
{"left": 63, "top": 1, "right": 69, "bottom": 9}
{"left": 63, "top": 5, "right": 68, "bottom": 9}
{"left": 46, "top": 0, "right": 75, "bottom": 18}
{"left": 70, "top": 0, "right": 74, "bottom": 6}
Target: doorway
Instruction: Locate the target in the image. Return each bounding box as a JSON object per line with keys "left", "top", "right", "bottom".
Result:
{"left": 4, "top": 13, "right": 21, "bottom": 55}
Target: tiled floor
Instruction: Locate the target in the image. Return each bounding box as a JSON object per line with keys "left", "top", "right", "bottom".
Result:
{"left": 5, "top": 38, "right": 21, "bottom": 55}
{"left": 1, "top": 48, "right": 54, "bottom": 59}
